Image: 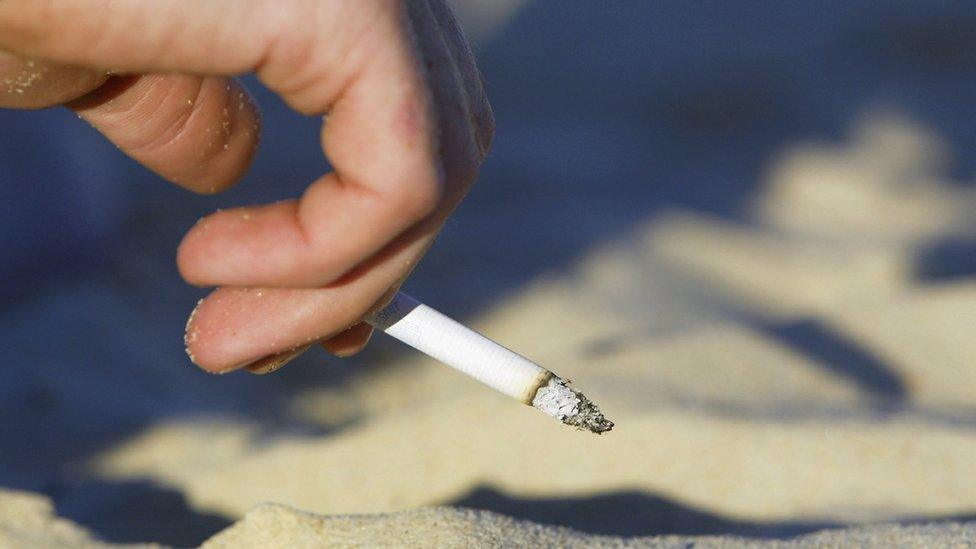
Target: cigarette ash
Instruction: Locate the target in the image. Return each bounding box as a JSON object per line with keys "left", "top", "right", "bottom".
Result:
{"left": 532, "top": 378, "right": 614, "bottom": 434}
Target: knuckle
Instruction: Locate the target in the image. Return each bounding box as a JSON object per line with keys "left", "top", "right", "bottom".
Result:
{"left": 393, "top": 175, "right": 444, "bottom": 221}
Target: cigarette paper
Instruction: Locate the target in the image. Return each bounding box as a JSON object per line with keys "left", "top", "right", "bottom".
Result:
{"left": 367, "top": 292, "right": 613, "bottom": 434}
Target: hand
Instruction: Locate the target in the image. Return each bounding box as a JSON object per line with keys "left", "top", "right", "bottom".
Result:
{"left": 0, "top": 0, "right": 493, "bottom": 373}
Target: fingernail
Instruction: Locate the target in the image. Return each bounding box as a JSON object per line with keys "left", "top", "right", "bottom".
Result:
{"left": 245, "top": 345, "right": 312, "bottom": 376}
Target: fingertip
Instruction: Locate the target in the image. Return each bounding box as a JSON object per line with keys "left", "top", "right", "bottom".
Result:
{"left": 182, "top": 288, "right": 268, "bottom": 373}
{"left": 176, "top": 216, "right": 215, "bottom": 287}
{"left": 182, "top": 79, "right": 263, "bottom": 194}
{"left": 176, "top": 201, "right": 308, "bottom": 288}
{"left": 73, "top": 75, "right": 262, "bottom": 195}
{"left": 176, "top": 217, "right": 215, "bottom": 288}
{"left": 182, "top": 286, "right": 361, "bottom": 374}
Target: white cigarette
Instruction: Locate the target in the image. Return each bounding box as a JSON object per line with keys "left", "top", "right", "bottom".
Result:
{"left": 366, "top": 292, "right": 613, "bottom": 434}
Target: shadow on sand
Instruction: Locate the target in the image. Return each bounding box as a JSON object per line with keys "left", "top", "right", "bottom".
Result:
{"left": 453, "top": 486, "right": 975, "bottom": 540}
{"left": 47, "top": 479, "right": 232, "bottom": 547}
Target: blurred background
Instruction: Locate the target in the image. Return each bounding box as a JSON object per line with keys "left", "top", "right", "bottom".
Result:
{"left": 2, "top": 1, "right": 976, "bottom": 546}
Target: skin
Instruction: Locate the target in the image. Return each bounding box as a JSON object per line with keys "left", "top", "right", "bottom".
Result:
{"left": 0, "top": 0, "right": 494, "bottom": 373}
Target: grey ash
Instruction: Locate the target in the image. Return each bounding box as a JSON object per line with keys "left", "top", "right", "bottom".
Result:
{"left": 532, "top": 377, "right": 614, "bottom": 435}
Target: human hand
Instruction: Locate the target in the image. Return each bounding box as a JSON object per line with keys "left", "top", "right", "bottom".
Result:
{"left": 0, "top": 0, "right": 493, "bottom": 373}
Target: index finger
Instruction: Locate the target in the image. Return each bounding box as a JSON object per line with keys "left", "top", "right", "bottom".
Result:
{"left": 0, "top": 0, "right": 444, "bottom": 288}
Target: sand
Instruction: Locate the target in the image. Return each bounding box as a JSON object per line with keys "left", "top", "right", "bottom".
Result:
{"left": 5, "top": 131, "right": 976, "bottom": 544}
{"left": 5, "top": 493, "right": 975, "bottom": 548}
{"left": 203, "top": 505, "right": 976, "bottom": 548}
{"left": 4, "top": 1, "right": 976, "bottom": 547}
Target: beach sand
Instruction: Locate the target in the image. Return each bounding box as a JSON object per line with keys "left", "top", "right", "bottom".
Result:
{"left": 5, "top": 132, "right": 976, "bottom": 545}
{"left": 3, "top": 1, "right": 976, "bottom": 547}
{"left": 5, "top": 492, "right": 975, "bottom": 549}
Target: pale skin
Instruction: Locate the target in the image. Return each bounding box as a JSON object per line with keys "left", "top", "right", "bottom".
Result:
{"left": 0, "top": 0, "right": 494, "bottom": 373}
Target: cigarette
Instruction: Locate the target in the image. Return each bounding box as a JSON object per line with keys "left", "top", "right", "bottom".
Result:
{"left": 366, "top": 292, "right": 613, "bottom": 434}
